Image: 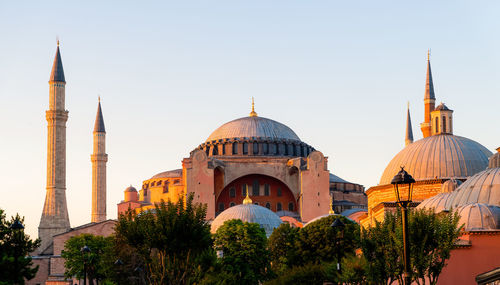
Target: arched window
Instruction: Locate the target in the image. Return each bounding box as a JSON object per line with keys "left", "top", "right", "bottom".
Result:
{"left": 218, "top": 203, "right": 224, "bottom": 212}
{"left": 232, "top": 143, "right": 238, "bottom": 155}
{"left": 449, "top": 117, "right": 453, "bottom": 133}
{"left": 212, "top": 146, "right": 218, "bottom": 155}
{"left": 264, "top": 184, "right": 270, "bottom": 196}
{"left": 292, "top": 144, "right": 297, "bottom": 156}
{"left": 288, "top": 202, "right": 294, "bottom": 211}
{"left": 230, "top": 202, "right": 235, "bottom": 207}
{"left": 254, "top": 202, "right": 259, "bottom": 206}
{"left": 205, "top": 147, "right": 210, "bottom": 156}
{"left": 277, "top": 187, "right": 282, "bottom": 197}
{"left": 229, "top": 187, "right": 236, "bottom": 198}
{"left": 163, "top": 181, "right": 169, "bottom": 193}
{"left": 277, "top": 202, "right": 282, "bottom": 211}
{"left": 253, "top": 142, "right": 259, "bottom": 154}
{"left": 243, "top": 143, "right": 248, "bottom": 154}
{"left": 252, "top": 180, "right": 259, "bottom": 196}
{"left": 270, "top": 143, "right": 276, "bottom": 155}
{"left": 263, "top": 143, "right": 269, "bottom": 154}
{"left": 265, "top": 202, "right": 271, "bottom": 210}
{"left": 435, "top": 117, "right": 439, "bottom": 133}
{"left": 442, "top": 116, "right": 447, "bottom": 133}
{"left": 242, "top": 184, "right": 248, "bottom": 196}
{"left": 143, "top": 189, "right": 148, "bottom": 196}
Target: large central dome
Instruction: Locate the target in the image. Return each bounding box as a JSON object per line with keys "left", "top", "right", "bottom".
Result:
{"left": 380, "top": 134, "right": 491, "bottom": 185}
{"left": 206, "top": 116, "right": 301, "bottom": 142}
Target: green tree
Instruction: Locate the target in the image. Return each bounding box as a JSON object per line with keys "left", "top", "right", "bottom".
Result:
{"left": 268, "top": 223, "right": 300, "bottom": 274}
{"left": 295, "top": 215, "right": 360, "bottom": 266}
{"left": 361, "top": 208, "right": 461, "bottom": 285}
{"left": 61, "top": 233, "right": 114, "bottom": 284}
{"left": 212, "top": 219, "right": 271, "bottom": 285}
{"left": 0, "top": 209, "right": 40, "bottom": 285}
{"left": 263, "top": 263, "right": 326, "bottom": 285}
{"left": 114, "top": 193, "right": 214, "bottom": 285}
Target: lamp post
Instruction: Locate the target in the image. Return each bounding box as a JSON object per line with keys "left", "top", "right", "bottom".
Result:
{"left": 331, "top": 218, "right": 345, "bottom": 274}
{"left": 10, "top": 219, "right": 24, "bottom": 281}
{"left": 80, "top": 245, "right": 91, "bottom": 285}
{"left": 391, "top": 167, "right": 415, "bottom": 285}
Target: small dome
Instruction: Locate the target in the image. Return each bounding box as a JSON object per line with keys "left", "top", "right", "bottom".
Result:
{"left": 150, "top": 169, "right": 182, "bottom": 179}
{"left": 206, "top": 116, "right": 301, "bottom": 142}
{"left": 488, "top": 148, "right": 500, "bottom": 169}
{"left": 124, "top": 186, "right": 137, "bottom": 192}
{"left": 455, "top": 203, "right": 500, "bottom": 231}
{"left": 416, "top": 193, "right": 452, "bottom": 213}
{"left": 434, "top": 103, "right": 451, "bottom": 111}
{"left": 444, "top": 167, "right": 500, "bottom": 209}
{"left": 211, "top": 204, "right": 282, "bottom": 237}
{"left": 329, "top": 173, "right": 352, "bottom": 184}
{"left": 380, "top": 134, "right": 491, "bottom": 185}
{"left": 441, "top": 179, "right": 463, "bottom": 193}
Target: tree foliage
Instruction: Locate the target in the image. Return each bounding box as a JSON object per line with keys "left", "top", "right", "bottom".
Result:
{"left": 114, "top": 193, "right": 214, "bottom": 285}
{"left": 0, "top": 209, "right": 40, "bottom": 285}
{"left": 61, "top": 233, "right": 114, "bottom": 284}
{"left": 211, "top": 219, "right": 272, "bottom": 285}
{"left": 267, "top": 223, "right": 300, "bottom": 274}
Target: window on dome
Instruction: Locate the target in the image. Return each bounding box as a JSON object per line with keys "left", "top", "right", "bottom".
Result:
{"left": 288, "top": 202, "right": 294, "bottom": 211}
{"left": 254, "top": 202, "right": 259, "bottom": 206}
{"left": 144, "top": 189, "right": 147, "bottom": 196}
{"left": 263, "top": 143, "right": 268, "bottom": 154}
{"left": 212, "top": 146, "right": 218, "bottom": 155}
{"left": 243, "top": 143, "right": 248, "bottom": 154}
{"left": 163, "top": 181, "right": 169, "bottom": 193}
{"left": 277, "top": 187, "right": 282, "bottom": 197}
{"left": 270, "top": 143, "right": 276, "bottom": 155}
{"left": 292, "top": 144, "right": 297, "bottom": 156}
{"left": 229, "top": 187, "right": 236, "bottom": 198}
{"left": 284, "top": 144, "right": 288, "bottom": 155}
{"left": 277, "top": 202, "right": 282, "bottom": 211}
{"left": 218, "top": 203, "right": 224, "bottom": 212}
{"left": 442, "top": 116, "right": 447, "bottom": 133}
{"left": 252, "top": 180, "right": 259, "bottom": 196}
{"left": 449, "top": 117, "right": 453, "bottom": 133}
{"left": 222, "top": 144, "right": 226, "bottom": 155}
{"left": 205, "top": 147, "right": 210, "bottom": 156}
{"left": 265, "top": 202, "right": 271, "bottom": 209}
{"left": 253, "top": 142, "right": 259, "bottom": 154}
{"left": 264, "top": 184, "right": 270, "bottom": 196}
{"left": 435, "top": 117, "right": 439, "bottom": 133}
{"left": 232, "top": 143, "right": 238, "bottom": 155}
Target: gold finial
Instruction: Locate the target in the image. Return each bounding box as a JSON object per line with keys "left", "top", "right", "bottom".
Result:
{"left": 328, "top": 195, "right": 335, "bottom": 215}
{"left": 427, "top": 49, "right": 430, "bottom": 61}
{"left": 98, "top": 95, "right": 101, "bottom": 102}
{"left": 57, "top": 36, "right": 60, "bottom": 47}
{"left": 249, "top": 97, "right": 258, "bottom": 117}
{"left": 243, "top": 184, "right": 253, "bottom": 205}
{"left": 407, "top": 101, "right": 410, "bottom": 109}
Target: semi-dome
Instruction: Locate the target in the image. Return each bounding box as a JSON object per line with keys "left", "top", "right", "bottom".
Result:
{"left": 455, "top": 203, "right": 500, "bottom": 231}
{"left": 150, "top": 169, "right": 182, "bottom": 179}
{"left": 444, "top": 167, "right": 500, "bottom": 209}
{"left": 416, "top": 192, "right": 452, "bottom": 213}
{"left": 380, "top": 134, "right": 491, "bottom": 185}
{"left": 206, "top": 116, "right": 301, "bottom": 142}
{"left": 210, "top": 203, "right": 283, "bottom": 237}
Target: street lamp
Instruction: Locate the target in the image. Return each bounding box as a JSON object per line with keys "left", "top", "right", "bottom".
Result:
{"left": 331, "top": 218, "right": 345, "bottom": 274}
{"left": 391, "top": 167, "right": 415, "bottom": 285}
{"left": 80, "top": 245, "right": 91, "bottom": 285}
{"left": 10, "top": 219, "right": 24, "bottom": 230}
{"left": 10, "top": 218, "right": 24, "bottom": 282}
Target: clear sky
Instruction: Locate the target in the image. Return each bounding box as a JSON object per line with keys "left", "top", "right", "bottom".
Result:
{"left": 0, "top": 1, "right": 499, "bottom": 238}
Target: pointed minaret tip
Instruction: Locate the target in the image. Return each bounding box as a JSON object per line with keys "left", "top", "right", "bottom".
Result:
{"left": 405, "top": 102, "right": 414, "bottom": 146}
{"left": 424, "top": 49, "right": 435, "bottom": 100}
{"left": 94, "top": 98, "right": 106, "bottom": 133}
{"left": 49, "top": 42, "right": 65, "bottom": 83}
{"left": 249, "top": 97, "right": 258, "bottom": 117}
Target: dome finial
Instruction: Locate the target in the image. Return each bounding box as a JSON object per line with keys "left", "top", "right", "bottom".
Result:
{"left": 243, "top": 185, "right": 252, "bottom": 204}
{"left": 249, "top": 97, "right": 258, "bottom": 117}
{"left": 328, "top": 195, "right": 335, "bottom": 215}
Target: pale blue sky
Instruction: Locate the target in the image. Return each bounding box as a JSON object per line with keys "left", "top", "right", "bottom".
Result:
{"left": 0, "top": 1, "right": 498, "bottom": 238}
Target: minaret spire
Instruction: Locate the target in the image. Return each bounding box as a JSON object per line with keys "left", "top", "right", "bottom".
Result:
{"left": 39, "top": 43, "right": 70, "bottom": 254}
{"left": 405, "top": 102, "right": 414, "bottom": 146}
{"left": 420, "top": 49, "right": 436, "bottom": 138}
{"left": 91, "top": 98, "right": 108, "bottom": 223}
{"left": 249, "top": 97, "right": 258, "bottom": 117}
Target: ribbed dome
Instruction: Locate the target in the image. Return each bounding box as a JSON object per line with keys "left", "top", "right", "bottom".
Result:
{"left": 380, "top": 134, "right": 491, "bottom": 185}
{"left": 210, "top": 204, "right": 282, "bottom": 237}
{"left": 441, "top": 179, "right": 463, "bottom": 194}
{"left": 416, "top": 193, "right": 452, "bottom": 213}
{"left": 455, "top": 203, "right": 500, "bottom": 231}
{"left": 124, "top": 186, "right": 137, "bottom": 192}
{"left": 206, "top": 116, "right": 301, "bottom": 142}
{"left": 444, "top": 167, "right": 500, "bottom": 209}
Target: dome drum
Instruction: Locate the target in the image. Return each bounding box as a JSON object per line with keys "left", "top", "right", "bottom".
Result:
{"left": 196, "top": 137, "right": 315, "bottom": 158}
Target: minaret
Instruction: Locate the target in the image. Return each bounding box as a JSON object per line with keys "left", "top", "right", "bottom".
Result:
{"left": 405, "top": 102, "right": 414, "bottom": 146}
{"left": 91, "top": 98, "right": 108, "bottom": 223}
{"left": 38, "top": 41, "right": 71, "bottom": 253}
{"left": 420, "top": 50, "right": 436, "bottom": 138}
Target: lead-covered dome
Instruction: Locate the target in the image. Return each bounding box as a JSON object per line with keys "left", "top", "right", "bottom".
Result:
{"left": 444, "top": 168, "right": 500, "bottom": 209}
{"left": 210, "top": 203, "right": 283, "bottom": 237}
{"left": 206, "top": 116, "right": 301, "bottom": 142}
{"left": 455, "top": 203, "right": 500, "bottom": 231}
{"left": 380, "top": 134, "right": 491, "bottom": 185}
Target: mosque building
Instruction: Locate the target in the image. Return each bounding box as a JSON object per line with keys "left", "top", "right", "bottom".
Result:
{"left": 361, "top": 52, "right": 492, "bottom": 227}
{"left": 118, "top": 99, "right": 366, "bottom": 224}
